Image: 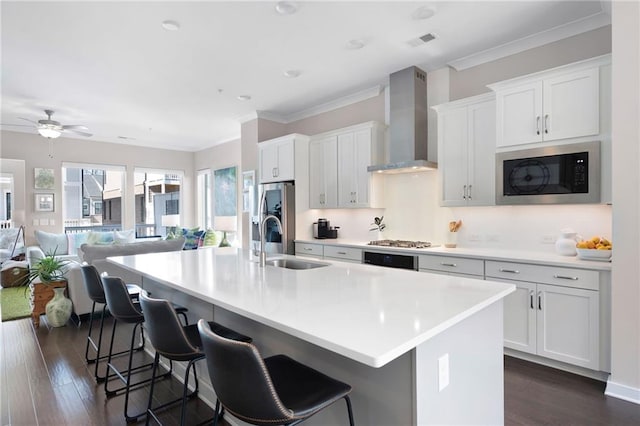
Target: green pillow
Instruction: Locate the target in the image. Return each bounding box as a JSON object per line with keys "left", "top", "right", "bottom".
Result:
{"left": 203, "top": 229, "right": 217, "bottom": 246}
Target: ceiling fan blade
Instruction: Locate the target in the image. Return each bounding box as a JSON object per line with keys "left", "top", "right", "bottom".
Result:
{"left": 62, "top": 124, "right": 89, "bottom": 130}
{"left": 62, "top": 128, "right": 92, "bottom": 137}
{"left": 0, "top": 123, "right": 33, "bottom": 128}
{"left": 17, "top": 117, "right": 38, "bottom": 124}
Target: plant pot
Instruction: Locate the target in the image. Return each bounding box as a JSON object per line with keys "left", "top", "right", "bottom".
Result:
{"left": 45, "top": 287, "right": 72, "bottom": 327}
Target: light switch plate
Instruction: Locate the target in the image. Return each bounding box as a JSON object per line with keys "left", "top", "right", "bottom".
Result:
{"left": 438, "top": 353, "right": 449, "bottom": 391}
{"left": 49, "top": 219, "right": 55, "bottom": 226}
{"left": 40, "top": 218, "right": 49, "bottom": 226}
{"left": 32, "top": 219, "right": 39, "bottom": 226}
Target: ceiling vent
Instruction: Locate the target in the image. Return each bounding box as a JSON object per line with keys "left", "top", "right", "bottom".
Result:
{"left": 407, "top": 33, "right": 436, "bottom": 48}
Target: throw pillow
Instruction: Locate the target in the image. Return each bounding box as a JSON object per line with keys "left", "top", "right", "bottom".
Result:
{"left": 87, "top": 231, "right": 115, "bottom": 245}
{"left": 203, "top": 229, "right": 218, "bottom": 246}
{"left": 67, "top": 232, "right": 89, "bottom": 256}
{"left": 35, "top": 230, "right": 69, "bottom": 255}
{"left": 182, "top": 227, "right": 205, "bottom": 250}
{"left": 114, "top": 229, "right": 135, "bottom": 244}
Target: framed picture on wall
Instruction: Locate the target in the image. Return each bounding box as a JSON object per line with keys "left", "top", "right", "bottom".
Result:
{"left": 34, "top": 193, "right": 54, "bottom": 212}
{"left": 214, "top": 166, "right": 237, "bottom": 216}
{"left": 34, "top": 168, "right": 54, "bottom": 189}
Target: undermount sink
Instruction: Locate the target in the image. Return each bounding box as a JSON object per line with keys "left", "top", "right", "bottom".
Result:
{"left": 265, "top": 258, "right": 329, "bottom": 270}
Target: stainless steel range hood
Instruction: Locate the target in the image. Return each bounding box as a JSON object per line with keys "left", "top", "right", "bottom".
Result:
{"left": 367, "top": 66, "right": 437, "bottom": 174}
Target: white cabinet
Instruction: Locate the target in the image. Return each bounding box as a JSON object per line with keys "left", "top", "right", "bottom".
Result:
{"left": 323, "top": 245, "right": 362, "bottom": 264}
{"left": 294, "top": 242, "right": 323, "bottom": 259}
{"left": 308, "top": 121, "right": 384, "bottom": 209}
{"left": 309, "top": 136, "right": 338, "bottom": 208}
{"left": 418, "top": 254, "right": 484, "bottom": 278}
{"left": 487, "top": 260, "right": 600, "bottom": 370}
{"left": 490, "top": 56, "right": 609, "bottom": 148}
{"left": 434, "top": 93, "right": 496, "bottom": 206}
{"left": 259, "top": 134, "right": 306, "bottom": 183}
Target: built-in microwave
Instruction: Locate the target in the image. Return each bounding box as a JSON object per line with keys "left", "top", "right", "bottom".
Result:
{"left": 496, "top": 141, "right": 600, "bottom": 205}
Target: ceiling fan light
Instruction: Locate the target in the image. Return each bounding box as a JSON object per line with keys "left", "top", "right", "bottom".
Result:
{"left": 37, "top": 126, "right": 62, "bottom": 139}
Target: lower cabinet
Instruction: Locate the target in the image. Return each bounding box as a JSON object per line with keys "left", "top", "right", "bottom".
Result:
{"left": 418, "top": 254, "right": 484, "bottom": 278}
{"left": 294, "top": 242, "right": 323, "bottom": 259}
{"left": 323, "top": 245, "right": 362, "bottom": 263}
{"left": 487, "top": 261, "right": 600, "bottom": 370}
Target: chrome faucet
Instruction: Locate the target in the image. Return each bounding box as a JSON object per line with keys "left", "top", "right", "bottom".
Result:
{"left": 260, "top": 214, "right": 283, "bottom": 267}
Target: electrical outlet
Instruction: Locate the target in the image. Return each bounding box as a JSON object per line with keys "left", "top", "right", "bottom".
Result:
{"left": 438, "top": 353, "right": 449, "bottom": 391}
{"left": 469, "top": 234, "right": 482, "bottom": 242}
{"left": 542, "top": 235, "right": 556, "bottom": 244}
{"left": 487, "top": 234, "right": 500, "bottom": 242}
{"left": 32, "top": 219, "right": 39, "bottom": 226}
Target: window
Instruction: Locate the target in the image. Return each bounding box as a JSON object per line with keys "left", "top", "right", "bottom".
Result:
{"left": 134, "top": 168, "right": 183, "bottom": 238}
{"left": 62, "top": 163, "right": 125, "bottom": 232}
{"left": 197, "top": 169, "right": 212, "bottom": 230}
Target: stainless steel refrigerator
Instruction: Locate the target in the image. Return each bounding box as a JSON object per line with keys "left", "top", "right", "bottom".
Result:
{"left": 250, "top": 181, "right": 295, "bottom": 255}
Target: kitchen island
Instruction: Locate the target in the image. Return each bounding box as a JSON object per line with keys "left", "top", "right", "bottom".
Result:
{"left": 109, "top": 248, "right": 514, "bottom": 425}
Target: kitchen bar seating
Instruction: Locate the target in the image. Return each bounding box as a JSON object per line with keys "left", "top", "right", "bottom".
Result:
{"left": 80, "top": 265, "right": 145, "bottom": 382}
{"left": 140, "top": 293, "right": 252, "bottom": 426}
{"left": 197, "top": 319, "right": 355, "bottom": 426}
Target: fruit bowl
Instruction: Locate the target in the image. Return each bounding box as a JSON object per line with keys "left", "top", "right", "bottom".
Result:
{"left": 576, "top": 248, "right": 612, "bottom": 261}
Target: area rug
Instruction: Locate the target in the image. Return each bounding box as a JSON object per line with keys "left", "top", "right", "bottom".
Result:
{"left": 1, "top": 287, "right": 31, "bottom": 322}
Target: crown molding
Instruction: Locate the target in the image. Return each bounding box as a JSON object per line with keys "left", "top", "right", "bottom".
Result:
{"left": 448, "top": 11, "right": 611, "bottom": 71}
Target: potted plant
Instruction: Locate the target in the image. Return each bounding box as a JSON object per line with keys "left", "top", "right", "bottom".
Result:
{"left": 21, "top": 250, "right": 73, "bottom": 327}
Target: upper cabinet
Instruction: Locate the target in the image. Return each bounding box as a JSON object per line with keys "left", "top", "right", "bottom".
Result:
{"left": 259, "top": 134, "right": 308, "bottom": 183}
{"left": 309, "top": 121, "right": 385, "bottom": 209}
{"left": 434, "top": 93, "right": 496, "bottom": 207}
{"left": 489, "top": 55, "right": 609, "bottom": 148}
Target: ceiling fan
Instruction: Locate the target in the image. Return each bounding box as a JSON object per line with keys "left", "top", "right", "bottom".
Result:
{"left": 16, "top": 109, "right": 93, "bottom": 139}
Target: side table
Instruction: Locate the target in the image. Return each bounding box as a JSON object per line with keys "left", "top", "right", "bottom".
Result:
{"left": 30, "top": 280, "right": 68, "bottom": 327}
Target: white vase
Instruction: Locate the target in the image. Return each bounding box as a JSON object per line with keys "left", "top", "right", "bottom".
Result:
{"left": 555, "top": 229, "right": 579, "bottom": 256}
{"left": 45, "top": 287, "right": 72, "bottom": 327}
{"left": 444, "top": 232, "right": 458, "bottom": 248}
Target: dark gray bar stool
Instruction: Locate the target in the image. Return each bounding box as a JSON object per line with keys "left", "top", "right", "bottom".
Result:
{"left": 197, "top": 319, "right": 354, "bottom": 426}
{"left": 139, "top": 292, "right": 252, "bottom": 426}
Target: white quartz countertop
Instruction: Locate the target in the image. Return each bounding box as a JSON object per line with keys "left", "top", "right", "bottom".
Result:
{"left": 296, "top": 239, "right": 612, "bottom": 271}
{"left": 108, "top": 248, "right": 514, "bottom": 368}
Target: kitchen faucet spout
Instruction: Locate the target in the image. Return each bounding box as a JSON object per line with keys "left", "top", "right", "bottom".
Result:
{"left": 260, "top": 214, "right": 283, "bottom": 267}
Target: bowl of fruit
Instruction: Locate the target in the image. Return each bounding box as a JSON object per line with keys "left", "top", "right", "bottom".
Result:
{"left": 576, "top": 236, "right": 612, "bottom": 261}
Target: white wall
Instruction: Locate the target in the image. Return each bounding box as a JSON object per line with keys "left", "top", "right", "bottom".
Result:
{"left": 608, "top": 0, "right": 640, "bottom": 402}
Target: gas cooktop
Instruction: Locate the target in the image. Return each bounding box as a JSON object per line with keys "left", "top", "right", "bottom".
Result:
{"left": 367, "top": 240, "right": 432, "bottom": 249}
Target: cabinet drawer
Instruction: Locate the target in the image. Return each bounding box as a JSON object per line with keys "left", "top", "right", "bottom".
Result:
{"left": 295, "top": 242, "right": 323, "bottom": 257}
{"left": 323, "top": 246, "right": 362, "bottom": 262}
{"left": 418, "top": 255, "right": 484, "bottom": 276}
{"left": 485, "top": 261, "right": 599, "bottom": 291}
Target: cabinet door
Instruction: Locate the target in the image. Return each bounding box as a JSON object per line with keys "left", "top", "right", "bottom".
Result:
{"left": 309, "top": 137, "right": 337, "bottom": 208}
{"left": 543, "top": 68, "right": 599, "bottom": 142}
{"left": 337, "top": 132, "right": 356, "bottom": 207}
{"left": 467, "top": 100, "right": 496, "bottom": 206}
{"left": 496, "top": 81, "right": 543, "bottom": 147}
{"left": 439, "top": 108, "right": 468, "bottom": 206}
{"left": 259, "top": 143, "right": 279, "bottom": 183}
{"left": 502, "top": 280, "right": 537, "bottom": 355}
{"left": 536, "top": 283, "right": 599, "bottom": 370}
{"left": 275, "top": 139, "right": 295, "bottom": 181}
{"left": 352, "top": 129, "right": 372, "bottom": 207}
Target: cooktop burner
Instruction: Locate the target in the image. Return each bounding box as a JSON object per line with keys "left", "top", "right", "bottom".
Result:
{"left": 367, "top": 239, "right": 432, "bottom": 249}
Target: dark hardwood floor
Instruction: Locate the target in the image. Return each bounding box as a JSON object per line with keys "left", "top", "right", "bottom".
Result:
{"left": 2, "top": 315, "right": 640, "bottom": 425}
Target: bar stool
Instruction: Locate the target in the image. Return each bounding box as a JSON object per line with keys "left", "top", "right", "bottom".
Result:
{"left": 80, "top": 265, "right": 145, "bottom": 382}
{"left": 197, "top": 319, "right": 355, "bottom": 426}
{"left": 139, "top": 292, "right": 252, "bottom": 426}
{"left": 102, "top": 276, "right": 178, "bottom": 423}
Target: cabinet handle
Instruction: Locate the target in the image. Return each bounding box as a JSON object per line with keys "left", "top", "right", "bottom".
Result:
{"left": 274, "top": 167, "right": 279, "bottom": 177}
{"left": 440, "top": 262, "right": 457, "bottom": 267}
{"left": 530, "top": 290, "right": 534, "bottom": 309}
{"left": 544, "top": 114, "right": 549, "bottom": 134}
{"left": 538, "top": 292, "right": 542, "bottom": 310}
{"left": 536, "top": 116, "right": 541, "bottom": 135}
{"left": 553, "top": 274, "right": 579, "bottom": 281}
{"left": 337, "top": 251, "right": 347, "bottom": 255}
{"left": 499, "top": 268, "right": 520, "bottom": 274}
{"left": 468, "top": 185, "right": 472, "bottom": 200}
{"left": 462, "top": 185, "right": 467, "bottom": 200}
{"left": 272, "top": 167, "right": 276, "bottom": 177}
{"left": 304, "top": 247, "right": 313, "bottom": 251}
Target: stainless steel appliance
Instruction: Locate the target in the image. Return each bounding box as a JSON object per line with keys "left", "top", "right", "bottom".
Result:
{"left": 496, "top": 141, "right": 601, "bottom": 205}
{"left": 363, "top": 251, "right": 418, "bottom": 270}
{"left": 250, "top": 181, "right": 295, "bottom": 255}
{"left": 313, "top": 218, "right": 339, "bottom": 239}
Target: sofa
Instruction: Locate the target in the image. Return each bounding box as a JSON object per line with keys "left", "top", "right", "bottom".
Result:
{"left": 26, "top": 229, "right": 185, "bottom": 317}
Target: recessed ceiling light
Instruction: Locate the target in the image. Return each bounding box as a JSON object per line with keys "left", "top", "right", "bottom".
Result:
{"left": 411, "top": 6, "right": 436, "bottom": 20}
{"left": 237, "top": 95, "right": 251, "bottom": 101}
{"left": 283, "top": 69, "right": 301, "bottom": 78}
{"left": 161, "top": 20, "right": 180, "bottom": 31}
{"left": 346, "top": 39, "right": 365, "bottom": 50}
{"left": 275, "top": 1, "right": 297, "bottom": 15}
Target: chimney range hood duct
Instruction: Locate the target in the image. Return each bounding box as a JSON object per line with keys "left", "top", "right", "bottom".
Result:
{"left": 367, "top": 66, "right": 437, "bottom": 174}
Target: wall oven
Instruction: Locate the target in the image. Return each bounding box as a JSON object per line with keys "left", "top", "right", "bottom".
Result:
{"left": 496, "top": 141, "right": 600, "bottom": 205}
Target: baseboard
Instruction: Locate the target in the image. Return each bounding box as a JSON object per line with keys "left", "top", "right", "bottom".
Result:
{"left": 605, "top": 379, "right": 640, "bottom": 404}
{"left": 504, "top": 348, "right": 610, "bottom": 381}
